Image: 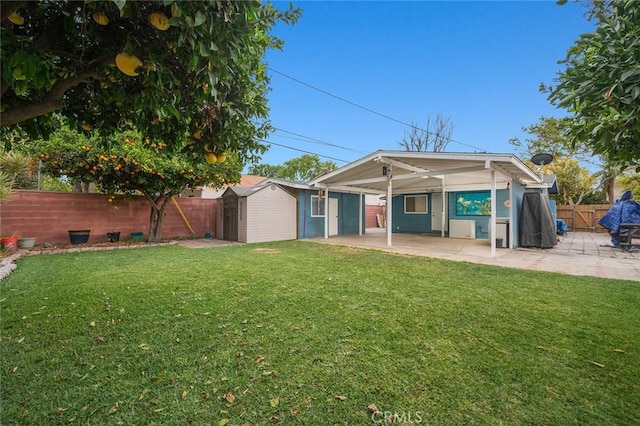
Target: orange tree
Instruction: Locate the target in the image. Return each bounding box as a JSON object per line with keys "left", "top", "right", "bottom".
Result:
{"left": 1, "top": 1, "right": 299, "bottom": 164}
{"left": 34, "top": 126, "right": 240, "bottom": 242}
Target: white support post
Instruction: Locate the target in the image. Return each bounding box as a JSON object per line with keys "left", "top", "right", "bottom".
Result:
{"left": 490, "top": 170, "right": 497, "bottom": 258}
{"left": 386, "top": 173, "right": 393, "bottom": 246}
{"left": 508, "top": 179, "right": 514, "bottom": 249}
{"left": 323, "top": 188, "right": 329, "bottom": 239}
{"left": 358, "top": 192, "right": 363, "bottom": 235}
{"left": 441, "top": 184, "right": 446, "bottom": 238}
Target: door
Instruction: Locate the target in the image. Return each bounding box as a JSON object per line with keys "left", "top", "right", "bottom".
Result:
{"left": 431, "top": 193, "right": 443, "bottom": 231}
{"left": 223, "top": 195, "right": 238, "bottom": 241}
{"left": 329, "top": 198, "right": 338, "bottom": 236}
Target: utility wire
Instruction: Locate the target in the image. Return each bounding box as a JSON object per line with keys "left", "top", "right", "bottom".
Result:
{"left": 262, "top": 140, "right": 349, "bottom": 163}
{"left": 268, "top": 67, "right": 489, "bottom": 153}
{"left": 273, "top": 128, "right": 369, "bottom": 154}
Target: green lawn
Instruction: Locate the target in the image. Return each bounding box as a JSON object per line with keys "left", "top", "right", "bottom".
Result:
{"left": 1, "top": 241, "right": 638, "bottom": 425}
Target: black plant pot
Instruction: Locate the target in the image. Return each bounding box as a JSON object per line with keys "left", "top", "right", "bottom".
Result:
{"left": 107, "top": 232, "right": 120, "bottom": 242}
{"left": 68, "top": 230, "right": 90, "bottom": 244}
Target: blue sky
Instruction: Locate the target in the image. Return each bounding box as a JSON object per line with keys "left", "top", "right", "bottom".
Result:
{"left": 258, "top": 1, "right": 595, "bottom": 167}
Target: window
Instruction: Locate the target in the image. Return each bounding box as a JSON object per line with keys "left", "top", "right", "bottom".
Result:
{"left": 311, "top": 195, "right": 325, "bottom": 217}
{"left": 404, "top": 195, "right": 428, "bottom": 214}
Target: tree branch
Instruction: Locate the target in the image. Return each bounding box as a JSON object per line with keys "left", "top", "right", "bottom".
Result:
{"left": 0, "top": 70, "right": 103, "bottom": 127}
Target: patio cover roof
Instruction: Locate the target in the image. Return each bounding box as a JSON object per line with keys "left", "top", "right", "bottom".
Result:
{"left": 308, "top": 150, "right": 544, "bottom": 194}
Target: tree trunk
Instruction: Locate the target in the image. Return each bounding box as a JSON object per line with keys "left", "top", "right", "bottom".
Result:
{"left": 146, "top": 192, "right": 173, "bottom": 242}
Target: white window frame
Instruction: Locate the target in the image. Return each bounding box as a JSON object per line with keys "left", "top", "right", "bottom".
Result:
{"left": 311, "top": 195, "right": 325, "bottom": 217}
{"left": 404, "top": 195, "right": 428, "bottom": 214}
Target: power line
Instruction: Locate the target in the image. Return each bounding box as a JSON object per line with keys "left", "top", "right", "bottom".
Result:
{"left": 262, "top": 140, "right": 350, "bottom": 163}
{"left": 268, "top": 67, "right": 489, "bottom": 153}
{"left": 273, "top": 128, "right": 369, "bottom": 154}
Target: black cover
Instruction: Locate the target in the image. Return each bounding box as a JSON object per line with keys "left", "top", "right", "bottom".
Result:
{"left": 519, "top": 192, "right": 557, "bottom": 248}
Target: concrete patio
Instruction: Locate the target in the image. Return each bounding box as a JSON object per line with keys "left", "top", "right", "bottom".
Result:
{"left": 306, "top": 229, "right": 640, "bottom": 282}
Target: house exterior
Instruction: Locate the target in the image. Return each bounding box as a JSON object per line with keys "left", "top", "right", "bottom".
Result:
{"left": 216, "top": 182, "right": 297, "bottom": 243}
{"left": 216, "top": 178, "right": 365, "bottom": 242}
{"left": 308, "top": 150, "right": 555, "bottom": 257}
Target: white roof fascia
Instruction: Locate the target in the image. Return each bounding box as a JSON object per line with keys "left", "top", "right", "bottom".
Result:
{"left": 322, "top": 175, "right": 389, "bottom": 188}
{"left": 508, "top": 156, "right": 543, "bottom": 183}
{"left": 308, "top": 151, "right": 382, "bottom": 186}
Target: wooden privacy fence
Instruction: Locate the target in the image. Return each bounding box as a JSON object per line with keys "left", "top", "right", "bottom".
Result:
{"left": 555, "top": 204, "right": 612, "bottom": 233}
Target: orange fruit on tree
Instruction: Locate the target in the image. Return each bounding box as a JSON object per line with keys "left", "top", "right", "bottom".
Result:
{"left": 149, "top": 12, "right": 170, "bottom": 30}
{"left": 92, "top": 11, "right": 109, "bottom": 25}
{"left": 216, "top": 152, "right": 226, "bottom": 163}
{"left": 8, "top": 13, "right": 24, "bottom": 25}
{"left": 206, "top": 152, "right": 218, "bottom": 164}
{"left": 115, "top": 53, "right": 142, "bottom": 76}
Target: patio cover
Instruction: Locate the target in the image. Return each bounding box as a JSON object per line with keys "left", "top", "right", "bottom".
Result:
{"left": 308, "top": 150, "right": 545, "bottom": 258}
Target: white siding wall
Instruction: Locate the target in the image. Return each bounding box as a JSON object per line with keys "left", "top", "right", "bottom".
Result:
{"left": 237, "top": 198, "right": 248, "bottom": 243}
{"left": 246, "top": 184, "right": 297, "bottom": 243}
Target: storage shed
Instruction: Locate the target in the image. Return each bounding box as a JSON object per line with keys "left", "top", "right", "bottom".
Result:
{"left": 216, "top": 182, "right": 297, "bottom": 243}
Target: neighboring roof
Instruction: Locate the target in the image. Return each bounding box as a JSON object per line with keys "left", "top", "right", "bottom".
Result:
{"left": 308, "top": 150, "right": 545, "bottom": 195}
{"left": 237, "top": 175, "right": 267, "bottom": 187}
{"left": 192, "top": 175, "right": 266, "bottom": 199}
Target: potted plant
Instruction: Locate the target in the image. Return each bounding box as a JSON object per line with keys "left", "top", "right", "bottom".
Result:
{"left": 18, "top": 237, "right": 37, "bottom": 249}
{"left": 68, "top": 230, "right": 91, "bottom": 244}
{"left": 1, "top": 233, "right": 18, "bottom": 251}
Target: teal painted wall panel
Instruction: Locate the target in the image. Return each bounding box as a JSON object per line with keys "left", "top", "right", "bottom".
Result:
{"left": 391, "top": 194, "right": 431, "bottom": 233}
{"left": 298, "top": 190, "right": 364, "bottom": 238}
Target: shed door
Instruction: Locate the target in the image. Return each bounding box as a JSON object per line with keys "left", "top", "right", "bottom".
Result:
{"left": 329, "top": 198, "right": 338, "bottom": 236}
{"left": 223, "top": 196, "right": 238, "bottom": 241}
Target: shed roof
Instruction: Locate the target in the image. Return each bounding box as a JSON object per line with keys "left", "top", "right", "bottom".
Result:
{"left": 308, "top": 150, "right": 545, "bottom": 195}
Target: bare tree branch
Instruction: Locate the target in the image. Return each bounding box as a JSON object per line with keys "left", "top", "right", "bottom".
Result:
{"left": 399, "top": 114, "right": 454, "bottom": 152}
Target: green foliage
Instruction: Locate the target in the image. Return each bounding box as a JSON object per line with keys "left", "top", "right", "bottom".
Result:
{"left": 545, "top": 0, "right": 640, "bottom": 168}
{"left": 511, "top": 117, "right": 601, "bottom": 205}
{"left": 248, "top": 154, "right": 337, "bottom": 182}
{"left": 547, "top": 157, "right": 598, "bottom": 205}
{"left": 247, "top": 163, "right": 284, "bottom": 178}
{"left": 617, "top": 171, "right": 640, "bottom": 199}
{"left": 0, "top": 148, "right": 32, "bottom": 201}
{"left": 1, "top": 242, "right": 638, "bottom": 424}
{"left": 35, "top": 126, "right": 240, "bottom": 195}
{"left": 510, "top": 116, "right": 594, "bottom": 163}
{"left": 33, "top": 124, "right": 241, "bottom": 240}
{"left": 0, "top": 1, "right": 300, "bottom": 164}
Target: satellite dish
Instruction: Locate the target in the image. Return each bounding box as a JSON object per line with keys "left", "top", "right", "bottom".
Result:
{"left": 531, "top": 153, "right": 554, "bottom": 166}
